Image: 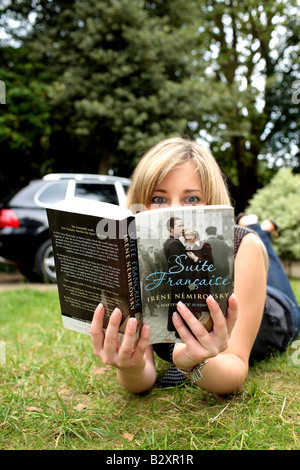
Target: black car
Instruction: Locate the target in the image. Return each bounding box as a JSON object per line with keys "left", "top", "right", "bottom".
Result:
{"left": 0, "top": 173, "right": 131, "bottom": 283}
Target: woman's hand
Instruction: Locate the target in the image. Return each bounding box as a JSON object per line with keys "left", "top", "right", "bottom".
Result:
{"left": 91, "top": 303, "right": 156, "bottom": 393}
{"left": 172, "top": 294, "right": 238, "bottom": 371}
{"left": 90, "top": 303, "right": 151, "bottom": 373}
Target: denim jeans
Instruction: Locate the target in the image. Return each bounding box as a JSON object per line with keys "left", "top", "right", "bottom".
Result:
{"left": 248, "top": 223, "right": 300, "bottom": 333}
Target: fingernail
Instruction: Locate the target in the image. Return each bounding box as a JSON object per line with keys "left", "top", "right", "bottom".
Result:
{"left": 177, "top": 301, "right": 184, "bottom": 309}
{"left": 113, "top": 307, "right": 122, "bottom": 316}
{"left": 172, "top": 311, "right": 178, "bottom": 318}
{"left": 128, "top": 317, "right": 137, "bottom": 326}
{"left": 95, "top": 303, "right": 104, "bottom": 312}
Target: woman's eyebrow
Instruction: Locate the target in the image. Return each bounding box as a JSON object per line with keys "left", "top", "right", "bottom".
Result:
{"left": 153, "top": 188, "right": 202, "bottom": 193}
{"left": 183, "top": 189, "right": 202, "bottom": 193}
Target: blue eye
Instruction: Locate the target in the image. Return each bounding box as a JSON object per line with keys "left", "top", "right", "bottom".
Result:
{"left": 185, "top": 195, "right": 200, "bottom": 204}
{"left": 151, "top": 196, "right": 166, "bottom": 204}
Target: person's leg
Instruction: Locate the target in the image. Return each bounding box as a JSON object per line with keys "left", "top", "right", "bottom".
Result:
{"left": 238, "top": 215, "right": 300, "bottom": 333}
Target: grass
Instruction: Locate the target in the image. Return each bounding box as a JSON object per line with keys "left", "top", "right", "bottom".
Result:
{"left": 0, "top": 281, "right": 299, "bottom": 450}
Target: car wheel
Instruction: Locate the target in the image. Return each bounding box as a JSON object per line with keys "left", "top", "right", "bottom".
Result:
{"left": 34, "top": 239, "right": 57, "bottom": 283}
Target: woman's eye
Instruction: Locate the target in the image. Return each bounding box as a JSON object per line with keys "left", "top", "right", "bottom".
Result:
{"left": 151, "top": 196, "right": 166, "bottom": 204}
{"left": 185, "top": 195, "right": 201, "bottom": 204}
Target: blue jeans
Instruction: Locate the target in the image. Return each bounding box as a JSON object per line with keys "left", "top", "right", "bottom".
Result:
{"left": 248, "top": 223, "right": 300, "bottom": 334}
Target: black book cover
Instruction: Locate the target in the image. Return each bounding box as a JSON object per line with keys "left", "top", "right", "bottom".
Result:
{"left": 47, "top": 206, "right": 142, "bottom": 342}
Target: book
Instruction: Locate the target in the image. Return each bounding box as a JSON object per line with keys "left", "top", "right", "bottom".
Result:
{"left": 46, "top": 198, "right": 234, "bottom": 345}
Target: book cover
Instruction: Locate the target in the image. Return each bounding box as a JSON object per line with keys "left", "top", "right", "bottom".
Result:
{"left": 47, "top": 199, "right": 234, "bottom": 345}
{"left": 135, "top": 205, "right": 234, "bottom": 344}
{"left": 47, "top": 199, "right": 143, "bottom": 344}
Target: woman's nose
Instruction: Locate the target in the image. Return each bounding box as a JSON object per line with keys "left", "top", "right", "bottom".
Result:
{"left": 169, "top": 198, "right": 182, "bottom": 207}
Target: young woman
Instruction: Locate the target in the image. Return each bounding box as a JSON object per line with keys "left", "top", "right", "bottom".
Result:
{"left": 90, "top": 138, "right": 267, "bottom": 395}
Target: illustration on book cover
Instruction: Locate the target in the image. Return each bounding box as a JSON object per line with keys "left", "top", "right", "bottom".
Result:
{"left": 135, "top": 206, "right": 234, "bottom": 344}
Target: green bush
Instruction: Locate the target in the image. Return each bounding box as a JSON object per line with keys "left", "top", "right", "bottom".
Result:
{"left": 246, "top": 168, "right": 300, "bottom": 261}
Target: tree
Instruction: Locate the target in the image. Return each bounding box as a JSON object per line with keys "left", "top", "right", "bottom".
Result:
{"left": 1, "top": 0, "right": 208, "bottom": 178}
{"left": 0, "top": 46, "right": 52, "bottom": 198}
{"left": 262, "top": 13, "right": 300, "bottom": 171}
{"left": 191, "top": 0, "right": 300, "bottom": 211}
{"left": 246, "top": 168, "right": 300, "bottom": 262}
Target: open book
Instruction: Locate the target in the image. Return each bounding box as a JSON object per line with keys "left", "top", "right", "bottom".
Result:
{"left": 47, "top": 198, "right": 234, "bottom": 345}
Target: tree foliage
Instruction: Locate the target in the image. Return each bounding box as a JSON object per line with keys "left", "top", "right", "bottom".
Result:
{"left": 191, "top": 0, "right": 300, "bottom": 208}
{"left": 0, "top": 46, "right": 53, "bottom": 197}
{"left": 1, "top": 0, "right": 207, "bottom": 180}
{"left": 246, "top": 168, "right": 300, "bottom": 261}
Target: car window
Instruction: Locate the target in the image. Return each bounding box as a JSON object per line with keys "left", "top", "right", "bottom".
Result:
{"left": 37, "top": 182, "right": 68, "bottom": 204}
{"left": 74, "top": 183, "right": 119, "bottom": 205}
{"left": 8, "top": 180, "right": 46, "bottom": 207}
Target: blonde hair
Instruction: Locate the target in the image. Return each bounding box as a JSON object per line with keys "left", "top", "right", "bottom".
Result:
{"left": 184, "top": 228, "right": 200, "bottom": 240}
{"left": 126, "top": 137, "right": 231, "bottom": 210}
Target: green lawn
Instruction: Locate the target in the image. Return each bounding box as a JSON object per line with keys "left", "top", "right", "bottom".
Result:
{"left": 0, "top": 281, "right": 299, "bottom": 450}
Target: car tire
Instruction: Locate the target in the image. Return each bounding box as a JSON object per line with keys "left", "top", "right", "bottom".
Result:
{"left": 34, "top": 239, "right": 57, "bottom": 283}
